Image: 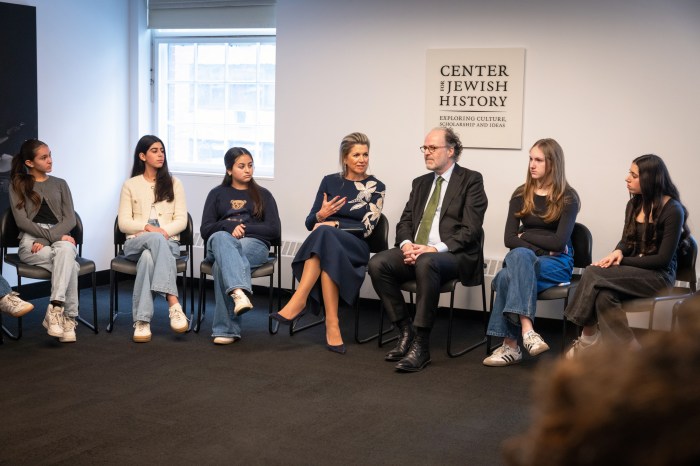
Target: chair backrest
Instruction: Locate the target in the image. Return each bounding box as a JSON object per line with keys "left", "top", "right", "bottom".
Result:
{"left": 571, "top": 223, "right": 593, "bottom": 269}
{"left": 676, "top": 235, "right": 698, "bottom": 291}
{"left": 366, "top": 213, "right": 389, "bottom": 254}
{"left": 1, "top": 208, "right": 84, "bottom": 254}
{"left": 180, "top": 213, "right": 194, "bottom": 247}
{"left": 1, "top": 208, "right": 21, "bottom": 250}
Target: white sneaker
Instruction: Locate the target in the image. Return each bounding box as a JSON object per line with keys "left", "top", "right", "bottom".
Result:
{"left": 168, "top": 303, "right": 188, "bottom": 333}
{"left": 232, "top": 291, "right": 253, "bottom": 316}
{"left": 213, "top": 336, "right": 237, "bottom": 345}
{"left": 483, "top": 343, "right": 522, "bottom": 367}
{"left": 565, "top": 332, "right": 600, "bottom": 360}
{"left": 42, "top": 304, "right": 64, "bottom": 338}
{"left": 523, "top": 330, "right": 550, "bottom": 356}
{"left": 133, "top": 321, "right": 151, "bottom": 343}
{"left": 0, "top": 292, "right": 34, "bottom": 317}
{"left": 59, "top": 316, "right": 77, "bottom": 343}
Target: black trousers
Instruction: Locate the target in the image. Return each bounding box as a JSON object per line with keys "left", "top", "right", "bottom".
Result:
{"left": 563, "top": 265, "right": 669, "bottom": 344}
{"left": 368, "top": 248, "right": 460, "bottom": 329}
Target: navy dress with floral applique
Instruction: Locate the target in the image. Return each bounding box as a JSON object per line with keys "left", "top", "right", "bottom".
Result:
{"left": 292, "top": 173, "right": 386, "bottom": 313}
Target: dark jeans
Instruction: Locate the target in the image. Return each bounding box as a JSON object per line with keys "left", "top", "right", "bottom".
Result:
{"left": 368, "top": 248, "right": 460, "bottom": 329}
{"left": 563, "top": 265, "right": 670, "bottom": 344}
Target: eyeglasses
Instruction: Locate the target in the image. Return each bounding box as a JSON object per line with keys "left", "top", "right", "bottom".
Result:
{"left": 419, "top": 145, "right": 447, "bottom": 154}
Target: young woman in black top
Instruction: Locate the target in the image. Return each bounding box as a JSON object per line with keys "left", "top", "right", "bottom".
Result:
{"left": 564, "top": 154, "right": 690, "bottom": 357}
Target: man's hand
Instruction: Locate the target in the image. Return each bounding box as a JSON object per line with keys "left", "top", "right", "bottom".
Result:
{"left": 402, "top": 242, "right": 437, "bottom": 265}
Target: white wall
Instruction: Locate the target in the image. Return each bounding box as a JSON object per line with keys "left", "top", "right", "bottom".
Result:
{"left": 271, "top": 0, "right": 700, "bottom": 256}
{"left": 269, "top": 0, "right": 700, "bottom": 324}
{"left": 4, "top": 0, "right": 130, "bottom": 286}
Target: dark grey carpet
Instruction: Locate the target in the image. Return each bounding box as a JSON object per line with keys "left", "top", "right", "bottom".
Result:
{"left": 0, "top": 284, "right": 567, "bottom": 465}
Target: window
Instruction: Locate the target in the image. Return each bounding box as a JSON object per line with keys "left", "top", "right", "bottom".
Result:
{"left": 154, "top": 32, "right": 275, "bottom": 177}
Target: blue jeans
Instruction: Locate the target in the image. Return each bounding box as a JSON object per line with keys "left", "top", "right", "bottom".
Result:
{"left": 205, "top": 231, "right": 271, "bottom": 338}
{"left": 0, "top": 275, "right": 11, "bottom": 297}
{"left": 18, "top": 232, "right": 80, "bottom": 317}
{"left": 123, "top": 232, "right": 180, "bottom": 322}
{"left": 487, "top": 247, "right": 573, "bottom": 339}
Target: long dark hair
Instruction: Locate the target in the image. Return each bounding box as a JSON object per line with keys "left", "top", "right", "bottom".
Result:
{"left": 222, "top": 147, "right": 264, "bottom": 219}
{"left": 10, "top": 139, "right": 47, "bottom": 210}
{"left": 514, "top": 138, "right": 579, "bottom": 223}
{"left": 623, "top": 154, "right": 690, "bottom": 255}
{"left": 130, "top": 135, "right": 174, "bottom": 203}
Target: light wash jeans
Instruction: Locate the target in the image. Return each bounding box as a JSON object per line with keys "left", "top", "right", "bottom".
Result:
{"left": 205, "top": 231, "right": 270, "bottom": 338}
{"left": 0, "top": 275, "right": 12, "bottom": 297}
{"left": 123, "top": 232, "right": 180, "bottom": 323}
{"left": 487, "top": 246, "right": 573, "bottom": 340}
{"left": 18, "top": 232, "right": 80, "bottom": 317}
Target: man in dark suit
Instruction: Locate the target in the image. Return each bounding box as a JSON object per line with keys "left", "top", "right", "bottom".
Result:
{"left": 368, "top": 127, "right": 487, "bottom": 372}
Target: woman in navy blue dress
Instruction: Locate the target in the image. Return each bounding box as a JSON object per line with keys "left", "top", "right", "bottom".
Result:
{"left": 272, "top": 132, "right": 385, "bottom": 354}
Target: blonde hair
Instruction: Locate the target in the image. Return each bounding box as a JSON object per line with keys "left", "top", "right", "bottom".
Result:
{"left": 339, "top": 132, "right": 370, "bottom": 177}
{"left": 514, "top": 138, "right": 578, "bottom": 223}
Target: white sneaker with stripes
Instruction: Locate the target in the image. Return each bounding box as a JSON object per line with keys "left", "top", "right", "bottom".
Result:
{"left": 483, "top": 343, "right": 522, "bottom": 367}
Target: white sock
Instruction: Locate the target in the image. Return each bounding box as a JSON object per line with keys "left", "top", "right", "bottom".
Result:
{"left": 580, "top": 330, "right": 600, "bottom": 345}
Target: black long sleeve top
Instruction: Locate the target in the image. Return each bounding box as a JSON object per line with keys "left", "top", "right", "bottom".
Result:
{"left": 503, "top": 189, "right": 579, "bottom": 256}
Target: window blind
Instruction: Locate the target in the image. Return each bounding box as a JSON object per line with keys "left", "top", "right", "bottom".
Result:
{"left": 147, "top": 0, "right": 276, "bottom": 29}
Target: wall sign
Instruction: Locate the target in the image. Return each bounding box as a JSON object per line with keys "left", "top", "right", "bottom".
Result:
{"left": 425, "top": 48, "right": 525, "bottom": 149}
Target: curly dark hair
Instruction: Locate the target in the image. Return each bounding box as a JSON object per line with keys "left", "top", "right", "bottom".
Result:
{"left": 502, "top": 308, "right": 700, "bottom": 466}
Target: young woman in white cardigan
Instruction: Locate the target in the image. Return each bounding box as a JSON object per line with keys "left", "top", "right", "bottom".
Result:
{"left": 118, "top": 135, "right": 188, "bottom": 342}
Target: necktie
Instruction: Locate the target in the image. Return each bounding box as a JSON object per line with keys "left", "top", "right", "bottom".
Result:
{"left": 415, "top": 176, "right": 443, "bottom": 245}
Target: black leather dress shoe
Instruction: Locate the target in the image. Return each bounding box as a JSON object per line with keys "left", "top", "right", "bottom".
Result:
{"left": 385, "top": 325, "right": 415, "bottom": 361}
{"left": 395, "top": 339, "right": 431, "bottom": 372}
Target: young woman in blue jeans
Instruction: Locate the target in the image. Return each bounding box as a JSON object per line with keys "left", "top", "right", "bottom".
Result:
{"left": 200, "top": 147, "right": 280, "bottom": 345}
{"left": 118, "top": 135, "right": 188, "bottom": 343}
{"left": 483, "top": 138, "right": 579, "bottom": 366}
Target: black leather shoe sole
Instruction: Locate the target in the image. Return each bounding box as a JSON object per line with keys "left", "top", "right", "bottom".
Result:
{"left": 384, "top": 352, "right": 404, "bottom": 362}
{"left": 395, "top": 358, "right": 431, "bottom": 372}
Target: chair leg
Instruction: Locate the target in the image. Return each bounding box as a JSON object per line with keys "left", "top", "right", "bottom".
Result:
{"left": 267, "top": 273, "right": 279, "bottom": 335}
{"left": 290, "top": 311, "right": 325, "bottom": 335}
{"left": 180, "top": 270, "right": 192, "bottom": 332}
{"left": 287, "top": 277, "right": 325, "bottom": 335}
{"left": 190, "top": 259, "right": 195, "bottom": 325}
{"left": 377, "top": 302, "right": 399, "bottom": 347}
{"left": 77, "top": 270, "right": 98, "bottom": 333}
{"left": 107, "top": 270, "right": 117, "bottom": 332}
{"left": 486, "top": 288, "right": 497, "bottom": 354}
{"left": 1, "top": 315, "right": 22, "bottom": 340}
{"left": 447, "top": 289, "right": 488, "bottom": 358}
{"left": 2, "top": 278, "right": 23, "bottom": 340}
{"left": 354, "top": 296, "right": 395, "bottom": 344}
{"left": 195, "top": 272, "right": 205, "bottom": 333}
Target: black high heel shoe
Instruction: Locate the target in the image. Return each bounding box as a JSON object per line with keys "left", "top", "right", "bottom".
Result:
{"left": 270, "top": 309, "right": 307, "bottom": 326}
{"left": 326, "top": 342, "right": 346, "bottom": 355}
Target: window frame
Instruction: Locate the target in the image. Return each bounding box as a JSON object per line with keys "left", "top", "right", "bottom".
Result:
{"left": 152, "top": 29, "right": 276, "bottom": 179}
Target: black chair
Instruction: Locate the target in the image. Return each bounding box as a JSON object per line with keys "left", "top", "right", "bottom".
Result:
{"left": 671, "top": 290, "right": 700, "bottom": 331}
{"left": 194, "top": 235, "right": 282, "bottom": 335}
{"left": 397, "top": 230, "right": 488, "bottom": 357}
{"left": 107, "top": 214, "right": 194, "bottom": 332}
{"left": 624, "top": 235, "right": 697, "bottom": 330}
{"left": 354, "top": 214, "right": 396, "bottom": 344}
{"left": 0, "top": 209, "right": 98, "bottom": 340}
{"left": 487, "top": 222, "right": 593, "bottom": 353}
